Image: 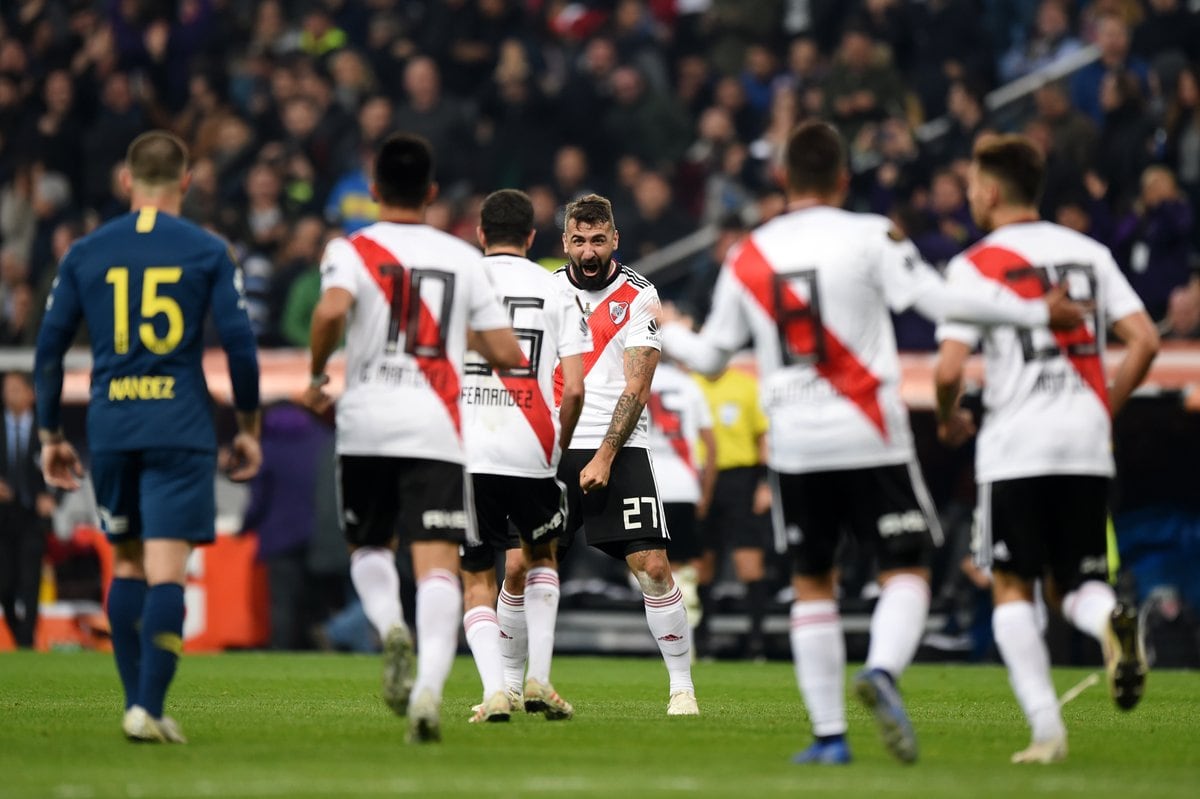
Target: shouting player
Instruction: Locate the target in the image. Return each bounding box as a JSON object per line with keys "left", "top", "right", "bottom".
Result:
{"left": 660, "top": 120, "right": 1086, "bottom": 764}
{"left": 460, "top": 189, "right": 589, "bottom": 722}
{"left": 935, "top": 134, "right": 1158, "bottom": 764}
{"left": 35, "top": 131, "right": 262, "bottom": 743}
{"left": 553, "top": 194, "right": 700, "bottom": 715}
{"left": 303, "top": 133, "right": 523, "bottom": 743}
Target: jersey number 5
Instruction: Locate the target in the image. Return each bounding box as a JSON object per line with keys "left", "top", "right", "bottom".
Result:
{"left": 464, "top": 296, "right": 545, "bottom": 378}
{"left": 105, "top": 266, "right": 184, "bottom": 355}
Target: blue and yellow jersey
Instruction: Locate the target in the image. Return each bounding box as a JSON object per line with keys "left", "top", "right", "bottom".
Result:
{"left": 35, "top": 207, "right": 259, "bottom": 453}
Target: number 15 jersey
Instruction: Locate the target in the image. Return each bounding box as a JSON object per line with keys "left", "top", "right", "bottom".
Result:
{"left": 320, "top": 222, "right": 508, "bottom": 463}
{"left": 693, "top": 206, "right": 943, "bottom": 474}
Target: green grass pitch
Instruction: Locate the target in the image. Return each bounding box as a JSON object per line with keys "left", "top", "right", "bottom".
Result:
{"left": 0, "top": 652, "right": 1195, "bottom": 798}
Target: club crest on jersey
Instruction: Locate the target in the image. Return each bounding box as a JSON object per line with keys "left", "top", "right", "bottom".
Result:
{"left": 609, "top": 301, "right": 629, "bottom": 325}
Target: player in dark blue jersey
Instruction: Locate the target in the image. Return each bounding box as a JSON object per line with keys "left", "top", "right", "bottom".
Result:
{"left": 34, "top": 131, "right": 262, "bottom": 744}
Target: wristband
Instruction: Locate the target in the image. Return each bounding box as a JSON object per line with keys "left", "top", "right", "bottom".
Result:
{"left": 309, "top": 373, "right": 330, "bottom": 389}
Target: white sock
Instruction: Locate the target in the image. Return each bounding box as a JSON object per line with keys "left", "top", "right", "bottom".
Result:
{"left": 993, "top": 601, "right": 1065, "bottom": 742}
{"left": 497, "top": 588, "right": 527, "bottom": 693}
{"left": 644, "top": 586, "right": 694, "bottom": 694}
{"left": 524, "top": 568, "right": 560, "bottom": 684}
{"left": 464, "top": 606, "right": 505, "bottom": 699}
{"left": 1062, "top": 581, "right": 1116, "bottom": 643}
{"left": 865, "top": 573, "right": 931, "bottom": 679}
{"left": 349, "top": 547, "right": 403, "bottom": 639}
{"left": 789, "top": 600, "right": 847, "bottom": 737}
{"left": 410, "top": 570, "right": 462, "bottom": 702}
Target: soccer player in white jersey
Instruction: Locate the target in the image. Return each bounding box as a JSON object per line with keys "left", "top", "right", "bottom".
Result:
{"left": 660, "top": 120, "right": 1087, "bottom": 764}
{"left": 459, "top": 189, "right": 589, "bottom": 723}
{"left": 934, "top": 135, "right": 1159, "bottom": 764}
{"left": 302, "top": 134, "right": 523, "bottom": 744}
{"left": 647, "top": 360, "right": 717, "bottom": 631}
{"left": 552, "top": 194, "right": 700, "bottom": 716}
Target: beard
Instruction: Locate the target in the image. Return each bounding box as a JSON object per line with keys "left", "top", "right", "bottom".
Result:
{"left": 567, "top": 254, "right": 618, "bottom": 291}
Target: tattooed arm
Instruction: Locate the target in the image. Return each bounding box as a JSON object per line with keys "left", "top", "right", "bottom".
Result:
{"left": 579, "top": 346, "right": 660, "bottom": 492}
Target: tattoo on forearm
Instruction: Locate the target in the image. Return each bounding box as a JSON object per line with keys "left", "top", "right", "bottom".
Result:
{"left": 603, "top": 392, "right": 644, "bottom": 453}
{"left": 626, "top": 346, "right": 657, "bottom": 381}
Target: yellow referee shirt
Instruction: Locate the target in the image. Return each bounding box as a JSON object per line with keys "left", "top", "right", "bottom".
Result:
{"left": 693, "top": 367, "right": 768, "bottom": 470}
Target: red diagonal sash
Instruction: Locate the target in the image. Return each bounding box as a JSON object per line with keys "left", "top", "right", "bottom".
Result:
{"left": 498, "top": 367, "right": 555, "bottom": 465}
{"left": 648, "top": 393, "right": 697, "bottom": 477}
{"left": 553, "top": 281, "right": 641, "bottom": 404}
{"left": 349, "top": 234, "right": 462, "bottom": 435}
{"left": 730, "top": 239, "right": 888, "bottom": 439}
{"left": 965, "top": 244, "right": 1108, "bottom": 413}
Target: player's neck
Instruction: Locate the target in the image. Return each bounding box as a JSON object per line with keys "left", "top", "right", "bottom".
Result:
{"left": 129, "top": 193, "right": 182, "bottom": 217}
{"left": 484, "top": 247, "right": 526, "bottom": 257}
{"left": 786, "top": 193, "right": 837, "bottom": 212}
{"left": 377, "top": 204, "right": 425, "bottom": 224}
{"left": 990, "top": 206, "right": 1040, "bottom": 229}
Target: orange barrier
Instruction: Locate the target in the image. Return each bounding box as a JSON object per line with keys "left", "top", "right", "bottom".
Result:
{"left": 0, "top": 528, "right": 269, "bottom": 653}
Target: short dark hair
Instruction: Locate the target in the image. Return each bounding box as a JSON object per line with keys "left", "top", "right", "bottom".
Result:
{"left": 480, "top": 189, "right": 534, "bottom": 247}
{"left": 126, "top": 131, "right": 188, "bottom": 185}
{"left": 973, "top": 134, "right": 1045, "bottom": 207}
{"left": 563, "top": 193, "right": 614, "bottom": 230}
{"left": 785, "top": 120, "right": 846, "bottom": 195}
{"left": 374, "top": 133, "right": 434, "bottom": 208}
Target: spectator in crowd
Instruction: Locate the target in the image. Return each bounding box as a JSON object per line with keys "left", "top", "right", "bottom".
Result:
{"left": 1071, "top": 13, "right": 1149, "bottom": 123}
{"left": 604, "top": 65, "right": 691, "bottom": 169}
{"left": 999, "top": 0, "right": 1084, "bottom": 83}
{"left": 822, "top": 26, "right": 906, "bottom": 142}
{"left": 394, "top": 57, "right": 472, "bottom": 191}
{"left": 1033, "top": 80, "right": 1097, "bottom": 175}
{"left": 621, "top": 171, "right": 693, "bottom": 262}
{"left": 1113, "top": 165, "right": 1195, "bottom": 321}
{"left": 1163, "top": 63, "right": 1200, "bottom": 250}
{"left": 0, "top": 371, "right": 54, "bottom": 649}
{"left": 1132, "top": 0, "right": 1200, "bottom": 64}
{"left": 1096, "top": 69, "right": 1156, "bottom": 210}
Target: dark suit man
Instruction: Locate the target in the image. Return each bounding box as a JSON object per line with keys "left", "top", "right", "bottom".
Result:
{"left": 1, "top": 372, "right": 54, "bottom": 647}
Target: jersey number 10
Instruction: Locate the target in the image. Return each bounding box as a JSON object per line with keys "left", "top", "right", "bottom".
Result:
{"left": 380, "top": 264, "right": 456, "bottom": 358}
{"left": 105, "top": 266, "right": 184, "bottom": 355}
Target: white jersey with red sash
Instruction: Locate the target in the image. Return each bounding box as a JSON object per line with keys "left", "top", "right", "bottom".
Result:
{"left": 647, "top": 362, "right": 713, "bottom": 504}
{"left": 319, "top": 221, "right": 508, "bottom": 462}
{"left": 697, "top": 206, "right": 942, "bottom": 473}
{"left": 937, "top": 221, "right": 1145, "bottom": 483}
{"left": 463, "top": 254, "right": 592, "bottom": 478}
{"left": 552, "top": 263, "right": 662, "bottom": 450}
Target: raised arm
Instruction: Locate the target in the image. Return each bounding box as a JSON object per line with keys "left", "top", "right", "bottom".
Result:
{"left": 579, "top": 345, "right": 659, "bottom": 493}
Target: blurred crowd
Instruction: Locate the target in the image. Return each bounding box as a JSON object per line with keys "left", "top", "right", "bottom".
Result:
{"left": 1, "top": 0, "right": 1200, "bottom": 351}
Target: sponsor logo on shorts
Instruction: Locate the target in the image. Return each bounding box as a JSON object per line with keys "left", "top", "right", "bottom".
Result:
{"left": 530, "top": 510, "right": 565, "bottom": 541}
{"left": 877, "top": 510, "right": 928, "bottom": 538}
{"left": 1079, "top": 556, "right": 1108, "bottom": 576}
{"left": 422, "top": 510, "right": 468, "bottom": 530}
{"left": 657, "top": 634, "right": 684, "bottom": 642}
{"left": 343, "top": 509, "right": 360, "bottom": 526}
{"left": 992, "top": 541, "right": 1012, "bottom": 562}
{"left": 98, "top": 506, "right": 129, "bottom": 535}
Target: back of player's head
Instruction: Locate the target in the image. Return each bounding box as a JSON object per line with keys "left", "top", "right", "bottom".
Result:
{"left": 563, "top": 193, "right": 614, "bottom": 230}
{"left": 785, "top": 120, "right": 847, "bottom": 196}
{"left": 480, "top": 189, "right": 534, "bottom": 247}
{"left": 374, "top": 133, "right": 434, "bottom": 208}
{"left": 973, "top": 134, "right": 1045, "bottom": 207}
{"left": 126, "top": 131, "right": 189, "bottom": 186}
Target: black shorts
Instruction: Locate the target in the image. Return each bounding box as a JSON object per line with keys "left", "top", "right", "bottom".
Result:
{"left": 976, "top": 475, "right": 1110, "bottom": 593}
{"left": 558, "top": 447, "right": 669, "bottom": 561}
{"left": 773, "top": 462, "right": 942, "bottom": 576}
{"left": 699, "top": 466, "right": 771, "bottom": 552}
{"left": 460, "top": 473, "right": 568, "bottom": 573}
{"left": 338, "top": 455, "right": 469, "bottom": 548}
{"left": 664, "top": 503, "right": 700, "bottom": 563}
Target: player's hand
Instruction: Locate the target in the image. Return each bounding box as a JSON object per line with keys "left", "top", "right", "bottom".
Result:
{"left": 41, "top": 441, "right": 83, "bottom": 491}
{"left": 696, "top": 494, "right": 712, "bottom": 520}
{"left": 300, "top": 383, "right": 334, "bottom": 416}
{"left": 226, "top": 432, "right": 262, "bottom": 482}
{"left": 36, "top": 492, "right": 56, "bottom": 518}
{"left": 579, "top": 456, "right": 612, "bottom": 494}
{"left": 752, "top": 481, "right": 773, "bottom": 515}
{"left": 0, "top": 478, "right": 12, "bottom": 503}
{"left": 937, "top": 409, "right": 977, "bottom": 448}
{"left": 1044, "top": 284, "right": 1088, "bottom": 331}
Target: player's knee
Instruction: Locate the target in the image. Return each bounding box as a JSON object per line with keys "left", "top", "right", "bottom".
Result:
{"left": 631, "top": 551, "right": 674, "bottom": 596}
